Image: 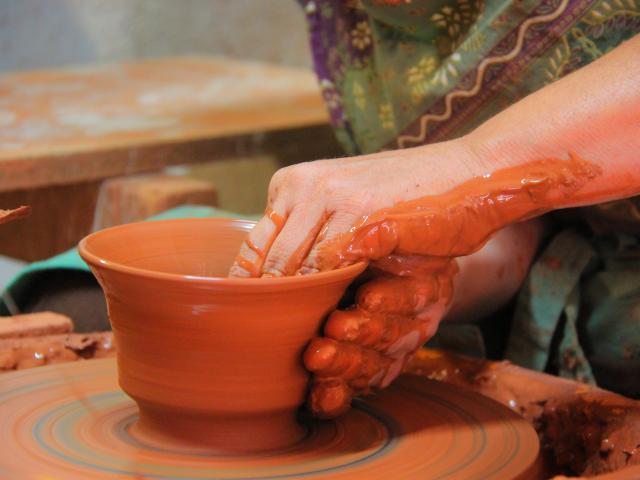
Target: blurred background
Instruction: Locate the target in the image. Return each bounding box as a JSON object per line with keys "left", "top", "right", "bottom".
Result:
{"left": 0, "top": 0, "right": 310, "bottom": 71}
{"left": 0, "top": 0, "right": 341, "bottom": 289}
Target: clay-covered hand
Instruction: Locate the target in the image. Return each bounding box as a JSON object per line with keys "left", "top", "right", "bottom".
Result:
{"left": 228, "top": 140, "right": 477, "bottom": 277}
{"left": 303, "top": 255, "right": 457, "bottom": 418}
{"left": 229, "top": 135, "right": 599, "bottom": 279}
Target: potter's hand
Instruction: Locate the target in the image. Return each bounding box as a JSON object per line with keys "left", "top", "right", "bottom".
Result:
{"left": 303, "top": 255, "right": 457, "bottom": 418}
{"left": 229, "top": 143, "right": 602, "bottom": 278}
{"left": 228, "top": 140, "right": 477, "bottom": 277}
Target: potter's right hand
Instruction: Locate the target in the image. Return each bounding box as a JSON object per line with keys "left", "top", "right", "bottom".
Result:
{"left": 228, "top": 139, "right": 598, "bottom": 278}
{"left": 227, "top": 140, "right": 479, "bottom": 278}
{"left": 303, "top": 255, "right": 457, "bottom": 418}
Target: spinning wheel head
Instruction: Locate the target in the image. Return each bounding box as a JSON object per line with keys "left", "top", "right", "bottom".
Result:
{"left": 0, "top": 359, "right": 541, "bottom": 479}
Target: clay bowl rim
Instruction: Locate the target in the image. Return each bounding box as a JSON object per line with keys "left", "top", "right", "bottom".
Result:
{"left": 78, "top": 217, "right": 367, "bottom": 287}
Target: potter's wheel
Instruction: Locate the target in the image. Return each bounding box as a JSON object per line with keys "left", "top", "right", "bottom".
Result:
{"left": 0, "top": 359, "right": 540, "bottom": 479}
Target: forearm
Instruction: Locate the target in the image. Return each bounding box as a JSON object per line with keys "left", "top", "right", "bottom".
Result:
{"left": 423, "top": 37, "right": 639, "bottom": 320}
{"left": 335, "top": 36, "right": 640, "bottom": 265}
{"left": 465, "top": 34, "right": 640, "bottom": 206}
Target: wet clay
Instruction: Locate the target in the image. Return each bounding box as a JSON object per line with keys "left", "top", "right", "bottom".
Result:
{"left": 0, "top": 332, "right": 114, "bottom": 371}
{"left": 79, "top": 218, "right": 365, "bottom": 453}
{"left": 0, "top": 205, "right": 30, "bottom": 225}
{"left": 405, "top": 349, "right": 640, "bottom": 479}
{"left": 323, "top": 153, "right": 601, "bottom": 268}
{"left": 235, "top": 208, "right": 286, "bottom": 277}
{"left": 542, "top": 398, "right": 640, "bottom": 476}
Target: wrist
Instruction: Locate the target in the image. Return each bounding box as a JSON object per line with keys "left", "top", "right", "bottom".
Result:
{"left": 460, "top": 129, "right": 529, "bottom": 176}
{"left": 397, "top": 137, "right": 489, "bottom": 197}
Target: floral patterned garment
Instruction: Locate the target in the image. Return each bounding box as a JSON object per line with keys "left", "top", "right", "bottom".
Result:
{"left": 301, "top": 0, "right": 640, "bottom": 396}
{"left": 302, "top": 0, "right": 639, "bottom": 154}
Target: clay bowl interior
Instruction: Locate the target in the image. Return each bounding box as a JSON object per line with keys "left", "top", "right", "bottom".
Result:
{"left": 78, "top": 218, "right": 366, "bottom": 453}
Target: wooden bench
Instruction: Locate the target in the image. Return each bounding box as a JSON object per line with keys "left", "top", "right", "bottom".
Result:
{"left": 0, "top": 57, "right": 340, "bottom": 260}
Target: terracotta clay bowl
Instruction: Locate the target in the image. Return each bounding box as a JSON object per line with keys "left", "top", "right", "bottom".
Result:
{"left": 78, "top": 218, "right": 366, "bottom": 453}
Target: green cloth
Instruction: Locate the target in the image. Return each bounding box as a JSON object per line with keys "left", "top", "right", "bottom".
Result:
{"left": 0, "top": 206, "right": 260, "bottom": 315}
{"left": 505, "top": 229, "right": 598, "bottom": 384}
{"left": 504, "top": 228, "right": 640, "bottom": 396}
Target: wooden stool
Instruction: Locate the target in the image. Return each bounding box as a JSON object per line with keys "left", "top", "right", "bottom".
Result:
{"left": 92, "top": 174, "right": 218, "bottom": 230}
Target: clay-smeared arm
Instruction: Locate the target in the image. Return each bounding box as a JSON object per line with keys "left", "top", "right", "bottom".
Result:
{"left": 469, "top": 34, "right": 640, "bottom": 207}
{"left": 231, "top": 35, "right": 639, "bottom": 277}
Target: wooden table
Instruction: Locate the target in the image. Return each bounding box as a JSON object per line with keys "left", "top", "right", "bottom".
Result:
{"left": 0, "top": 57, "right": 340, "bottom": 260}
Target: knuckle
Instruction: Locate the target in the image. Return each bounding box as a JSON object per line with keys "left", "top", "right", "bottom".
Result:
{"left": 328, "top": 187, "right": 373, "bottom": 215}
{"left": 267, "top": 169, "right": 286, "bottom": 201}
{"left": 269, "top": 166, "right": 286, "bottom": 186}
{"left": 262, "top": 255, "right": 286, "bottom": 277}
{"left": 268, "top": 164, "right": 320, "bottom": 202}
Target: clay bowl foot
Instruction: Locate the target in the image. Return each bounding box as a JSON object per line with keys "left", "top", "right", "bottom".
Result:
{"left": 78, "top": 217, "right": 366, "bottom": 454}
{"left": 130, "top": 403, "right": 307, "bottom": 454}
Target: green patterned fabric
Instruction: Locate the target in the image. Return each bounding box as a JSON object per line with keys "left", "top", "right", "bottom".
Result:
{"left": 304, "top": 0, "right": 640, "bottom": 153}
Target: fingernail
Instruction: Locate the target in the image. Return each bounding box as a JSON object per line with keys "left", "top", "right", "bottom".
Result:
{"left": 309, "top": 380, "right": 352, "bottom": 418}
{"left": 325, "top": 310, "right": 361, "bottom": 342}
{"left": 303, "top": 338, "right": 337, "bottom": 372}
{"left": 297, "top": 265, "right": 320, "bottom": 275}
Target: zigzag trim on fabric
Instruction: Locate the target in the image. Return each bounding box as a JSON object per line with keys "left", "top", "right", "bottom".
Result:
{"left": 396, "top": 0, "right": 570, "bottom": 149}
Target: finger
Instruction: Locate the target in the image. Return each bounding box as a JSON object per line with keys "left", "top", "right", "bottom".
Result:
{"left": 229, "top": 205, "right": 287, "bottom": 277}
{"left": 324, "top": 308, "right": 438, "bottom": 353}
{"left": 370, "top": 255, "right": 453, "bottom": 277}
{"left": 366, "top": 256, "right": 459, "bottom": 309}
{"left": 298, "top": 210, "right": 366, "bottom": 274}
{"left": 339, "top": 219, "right": 400, "bottom": 264}
{"left": 305, "top": 337, "right": 411, "bottom": 417}
{"left": 307, "top": 378, "right": 353, "bottom": 418}
{"left": 261, "top": 203, "right": 328, "bottom": 277}
{"left": 356, "top": 276, "right": 438, "bottom": 315}
{"left": 306, "top": 353, "right": 409, "bottom": 418}
{"left": 304, "top": 337, "right": 392, "bottom": 385}
{"left": 304, "top": 331, "right": 428, "bottom": 418}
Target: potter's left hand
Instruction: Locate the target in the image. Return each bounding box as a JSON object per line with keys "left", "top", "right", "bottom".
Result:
{"left": 303, "top": 255, "right": 457, "bottom": 418}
